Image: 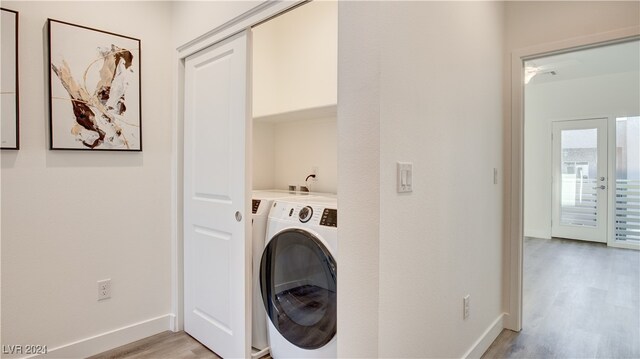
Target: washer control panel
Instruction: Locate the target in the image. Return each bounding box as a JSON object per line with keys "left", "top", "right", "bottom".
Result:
{"left": 271, "top": 201, "right": 337, "bottom": 228}
{"left": 320, "top": 208, "right": 337, "bottom": 227}
{"left": 299, "top": 206, "right": 313, "bottom": 223}
{"left": 252, "top": 199, "right": 261, "bottom": 214}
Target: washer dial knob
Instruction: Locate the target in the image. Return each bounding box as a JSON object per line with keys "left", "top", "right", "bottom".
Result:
{"left": 299, "top": 206, "right": 313, "bottom": 223}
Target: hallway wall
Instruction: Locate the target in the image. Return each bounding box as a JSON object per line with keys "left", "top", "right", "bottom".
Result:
{"left": 377, "top": 2, "right": 504, "bottom": 357}
{"left": 338, "top": 1, "right": 504, "bottom": 357}
{"left": 3, "top": 1, "right": 636, "bottom": 358}
{"left": 1, "top": 2, "right": 174, "bottom": 357}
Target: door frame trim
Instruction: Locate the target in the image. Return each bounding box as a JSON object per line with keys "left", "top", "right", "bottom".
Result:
{"left": 171, "top": 0, "right": 308, "bottom": 333}
{"left": 506, "top": 25, "right": 640, "bottom": 332}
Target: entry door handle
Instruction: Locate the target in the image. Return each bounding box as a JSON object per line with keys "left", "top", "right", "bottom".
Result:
{"left": 593, "top": 185, "right": 606, "bottom": 190}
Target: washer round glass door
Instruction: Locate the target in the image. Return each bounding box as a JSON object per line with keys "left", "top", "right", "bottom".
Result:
{"left": 260, "top": 228, "right": 337, "bottom": 350}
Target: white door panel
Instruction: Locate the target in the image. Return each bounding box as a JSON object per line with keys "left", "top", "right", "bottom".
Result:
{"left": 184, "top": 31, "right": 251, "bottom": 359}
{"left": 552, "top": 118, "right": 608, "bottom": 243}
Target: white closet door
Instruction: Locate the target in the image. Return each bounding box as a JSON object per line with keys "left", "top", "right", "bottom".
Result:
{"left": 184, "top": 31, "right": 251, "bottom": 358}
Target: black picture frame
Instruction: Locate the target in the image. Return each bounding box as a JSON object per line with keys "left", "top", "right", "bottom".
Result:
{"left": 1, "top": 8, "right": 19, "bottom": 150}
{"left": 47, "top": 19, "right": 142, "bottom": 151}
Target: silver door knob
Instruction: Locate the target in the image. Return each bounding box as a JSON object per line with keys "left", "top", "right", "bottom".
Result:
{"left": 592, "top": 185, "right": 606, "bottom": 190}
{"left": 235, "top": 211, "right": 242, "bottom": 222}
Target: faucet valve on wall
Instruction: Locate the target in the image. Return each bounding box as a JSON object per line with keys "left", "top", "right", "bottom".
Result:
{"left": 304, "top": 173, "right": 317, "bottom": 193}
{"left": 303, "top": 168, "right": 318, "bottom": 192}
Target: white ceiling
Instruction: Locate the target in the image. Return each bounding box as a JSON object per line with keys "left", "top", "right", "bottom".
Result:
{"left": 525, "top": 40, "right": 640, "bottom": 85}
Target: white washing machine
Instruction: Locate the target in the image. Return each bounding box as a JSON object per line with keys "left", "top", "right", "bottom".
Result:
{"left": 259, "top": 196, "right": 337, "bottom": 359}
{"left": 251, "top": 190, "right": 316, "bottom": 356}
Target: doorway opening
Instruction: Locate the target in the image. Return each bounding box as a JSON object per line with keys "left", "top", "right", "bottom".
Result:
{"left": 514, "top": 40, "right": 639, "bottom": 357}
{"left": 523, "top": 40, "right": 639, "bottom": 249}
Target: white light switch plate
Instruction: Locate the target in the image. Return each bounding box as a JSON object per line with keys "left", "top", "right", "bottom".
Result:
{"left": 397, "top": 162, "right": 413, "bottom": 193}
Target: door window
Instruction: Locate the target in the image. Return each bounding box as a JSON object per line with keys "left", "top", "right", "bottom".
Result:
{"left": 560, "top": 128, "right": 598, "bottom": 227}
{"left": 615, "top": 116, "right": 640, "bottom": 242}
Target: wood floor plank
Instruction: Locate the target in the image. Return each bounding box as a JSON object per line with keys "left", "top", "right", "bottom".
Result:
{"left": 89, "top": 331, "right": 272, "bottom": 359}
{"left": 482, "top": 237, "right": 640, "bottom": 359}
{"left": 88, "top": 331, "right": 223, "bottom": 359}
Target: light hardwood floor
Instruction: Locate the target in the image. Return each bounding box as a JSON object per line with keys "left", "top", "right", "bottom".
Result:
{"left": 88, "top": 331, "right": 221, "bottom": 359}
{"left": 89, "top": 331, "right": 272, "bottom": 359}
{"left": 483, "top": 237, "right": 640, "bottom": 358}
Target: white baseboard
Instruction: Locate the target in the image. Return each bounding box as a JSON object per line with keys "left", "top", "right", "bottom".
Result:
{"left": 524, "top": 230, "right": 551, "bottom": 240}
{"left": 462, "top": 313, "right": 505, "bottom": 359}
{"left": 169, "top": 313, "right": 178, "bottom": 332}
{"left": 502, "top": 312, "right": 519, "bottom": 331}
{"left": 26, "top": 314, "right": 172, "bottom": 359}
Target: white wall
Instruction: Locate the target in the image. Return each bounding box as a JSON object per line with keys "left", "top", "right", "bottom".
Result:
{"left": 505, "top": 1, "right": 640, "bottom": 51}
{"left": 274, "top": 117, "right": 337, "bottom": 193}
{"left": 524, "top": 72, "right": 640, "bottom": 239}
{"left": 338, "top": 1, "right": 504, "bottom": 357}
{"left": 253, "top": 117, "right": 337, "bottom": 193}
{"left": 1, "top": 2, "right": 173, "bottom": 357}
{"left": 336, "top": 2, "right": 381, "bottom": 357}
{"left": 252, "top": 0, "right": 337, "bottom": 118}
{"left": 252, "top": 121, "right": 275, "bottom": 190}
{"left": 171, "top": 1, "right": 264, "bottom": 48}
{"left": 377, "top": 2, "right": 504, "bottom": 357}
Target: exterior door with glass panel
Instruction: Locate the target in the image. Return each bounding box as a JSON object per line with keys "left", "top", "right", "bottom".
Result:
{"left": 552, "top": 118, "right": 608, "bottom": 242}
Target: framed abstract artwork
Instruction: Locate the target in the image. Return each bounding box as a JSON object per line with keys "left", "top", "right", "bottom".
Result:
{"left": 48, "top": 19, "right": 142, "bottom": 151}
{"left": 1, "top": 8, "right": 19, "bottom": 150}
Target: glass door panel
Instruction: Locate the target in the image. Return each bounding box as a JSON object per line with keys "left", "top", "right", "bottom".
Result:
{"left": 615, "top": 116, "right": 640, "bottom": 243}
{"left": 559, "top": 128, "right": 598, "bottom": 227}
{"left": 552, "top": 118, "right": 608, "bottom": 242}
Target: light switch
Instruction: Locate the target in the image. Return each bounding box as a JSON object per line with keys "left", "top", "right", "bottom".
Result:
{"left": 397, "top": 162, "right": 413, "bottom": 193}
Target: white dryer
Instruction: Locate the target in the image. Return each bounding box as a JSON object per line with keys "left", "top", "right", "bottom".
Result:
{"left": 251, "top": 190, "right": 315, "bottom": 356}
{"left": 259, "top": 196, "right": 337, "bottom": 359}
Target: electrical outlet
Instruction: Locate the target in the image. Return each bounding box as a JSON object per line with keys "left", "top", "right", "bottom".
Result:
{"left": 98, "top": 279, "right": 111, "bottom": 301}
{"left": 463, "top": 294, "right": 470, "bottom": 319}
